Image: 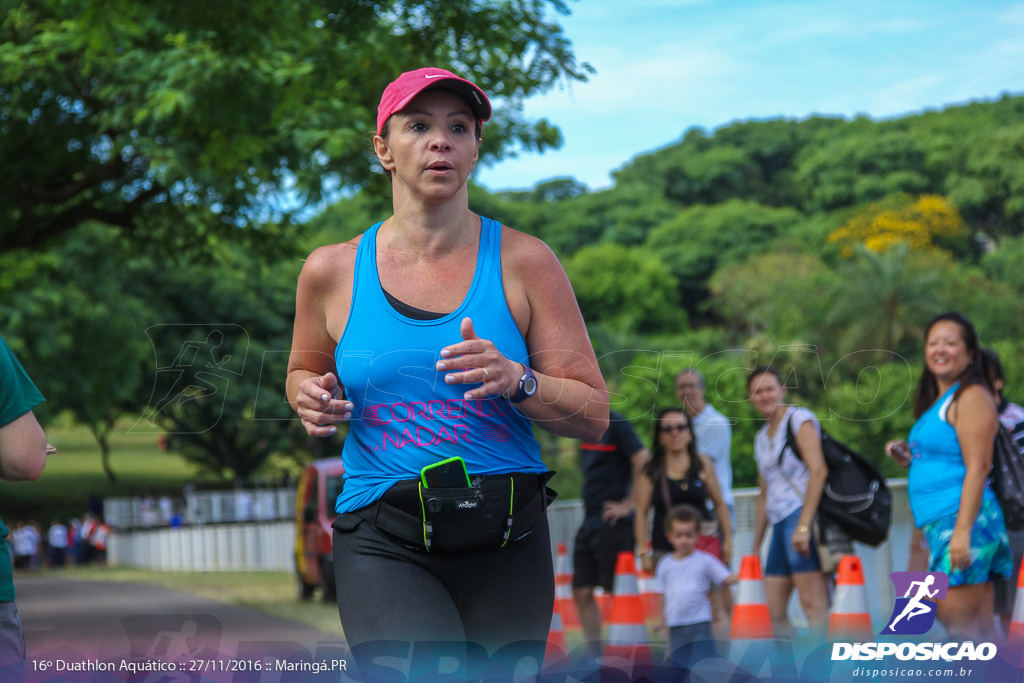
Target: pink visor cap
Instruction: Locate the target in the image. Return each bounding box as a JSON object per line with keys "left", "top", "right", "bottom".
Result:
{"left": 376, "top": 67, "right": 492, "bottom": 135}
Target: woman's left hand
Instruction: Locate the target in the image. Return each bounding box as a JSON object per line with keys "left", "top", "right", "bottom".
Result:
{"left": 949, "top": 529, "right": 972, "bottom": 572}
{"left": 436, "top": 317, "right": 521, "bottom": 400}
{"left": 792, "top": 527, "right": 812, "bottom": 558}
{"left": 722, "top": 537, "right": 733, "bottom": 566}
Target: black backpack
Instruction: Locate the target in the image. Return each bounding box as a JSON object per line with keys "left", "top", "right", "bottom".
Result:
{"left": 782, "top": 417, "right": 892, "bottom": 547}
{"left": 990, "top": 424, "right": 1024, "bottom": 531}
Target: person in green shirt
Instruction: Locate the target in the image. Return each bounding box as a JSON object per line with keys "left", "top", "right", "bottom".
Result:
{"left": 0, "top": 334, "right": 48, "bottom": 674}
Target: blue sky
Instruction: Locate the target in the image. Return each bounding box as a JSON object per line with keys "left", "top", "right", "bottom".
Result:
{"left": 473, "top": 0, "right": 1024, "bottom": 193}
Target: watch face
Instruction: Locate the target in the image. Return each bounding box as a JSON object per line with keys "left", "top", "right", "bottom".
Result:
{"left": 523, "top": 376, "right": 538, "bottom": 395}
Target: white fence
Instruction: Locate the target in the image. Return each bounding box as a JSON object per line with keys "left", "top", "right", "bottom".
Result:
{"left": 108, "top": 522, "right": 293, "bottom": 572}
{"left": 104, "top": 488, "right": 295, "bottom": 529}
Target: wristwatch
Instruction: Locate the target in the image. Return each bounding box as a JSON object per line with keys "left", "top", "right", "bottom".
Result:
{"left": 796, "top": 524, "right": 810, "bottom": 533}
{"left": 508, "top": 365, "right": 538, "bottom": 404}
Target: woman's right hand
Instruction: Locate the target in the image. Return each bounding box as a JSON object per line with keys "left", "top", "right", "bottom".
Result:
{"left": 885, "top": 440, "right": 912, "bottom": 468}
{"left": 640, "top": 553, "right": 655, "bottom": 575}
{"left": 295, "top": 373, "right": 354, "bottom": 436}
{"left": 949, "top": 529, "right": 972, "bottom": 572}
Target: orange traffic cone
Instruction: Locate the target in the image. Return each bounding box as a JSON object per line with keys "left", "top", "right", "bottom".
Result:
{"left": 1007, "top": 556, "right": 1024, "bottom": 644}
{"left": 829, "top": 555, "right": 872, "bottom": 640}
{"left": 605, "top": 551, "right": 651, "bottom": 664}
{"left": 730, "top": 555, "right": 773, "bottom": 640}
{"left": 545, "top": 601, "right": 568, "bottom": 666}
{"left": 555, "top": 542, "right": 580, "bottom": 630}
{"left": 636, "top": 554, "right": 659, "bottom": 621}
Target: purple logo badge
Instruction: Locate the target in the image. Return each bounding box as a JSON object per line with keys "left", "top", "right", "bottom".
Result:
{"left": 880, "top": 571, "right": 949, "bottom": 635}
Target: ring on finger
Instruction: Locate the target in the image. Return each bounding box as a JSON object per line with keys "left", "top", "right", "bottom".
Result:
{"left": 481, "top": 368, "right": 490, "bottom": 380}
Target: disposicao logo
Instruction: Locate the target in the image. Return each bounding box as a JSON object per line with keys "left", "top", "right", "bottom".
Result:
{"left": 880, "top": 571, "right": 948, "bottom": 636}
{"left": 832, "top": 570, "right": 997, "bottom": 663}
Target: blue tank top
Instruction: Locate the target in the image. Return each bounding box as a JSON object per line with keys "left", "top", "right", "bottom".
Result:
{"left": 333, "top": 216, "right": 545, "bottom": 514}
{"left": 907, "top": 383, "right": 997, "bottom": 527}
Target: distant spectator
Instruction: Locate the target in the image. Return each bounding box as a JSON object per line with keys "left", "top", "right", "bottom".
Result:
{"left": 748, "top": 366, "right": 831, "bottom": 636}
{"left": 46, "top": 521, "right": 67, "bottom": 567}
{"left": 90, "top": 520, "right": 110, "bottom": 566}
{"left": 79, "top": 513, "right": 98, "bottom": 565}
{"left": 235, "top": 490, "right": 253, "bottom": 522}
{"left": 571, "top": 409, "right": 649, "bottom": 663}
{"left": 67, "top": 518, "right": 82, "bottom": 565}
{"left": 158, "top": 495, "right": 174, "bottom": 525}
{"left": 140, "top": 494, "right": 159, "bottom": 528}
{"left": 11, "top": 523, "right": 35, "bottom": 572}
{"left": 653, "top": 504, "right": 737, "bottom": 668}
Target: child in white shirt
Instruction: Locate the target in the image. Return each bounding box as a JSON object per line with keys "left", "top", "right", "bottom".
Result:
{"left": 653, "top": 504, "right": 736, "bottom": 667}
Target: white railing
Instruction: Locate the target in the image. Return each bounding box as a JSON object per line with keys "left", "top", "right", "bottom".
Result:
{"left": 108, "top": 521, "right": 293, "bottom": 572}
{"left": 104, "top": 489, "right": 295, "bottom": 529}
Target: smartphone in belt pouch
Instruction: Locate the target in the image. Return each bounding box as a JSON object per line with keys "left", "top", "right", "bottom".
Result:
{"left": 420, "top": 456, "right": 471, "bottom": 488}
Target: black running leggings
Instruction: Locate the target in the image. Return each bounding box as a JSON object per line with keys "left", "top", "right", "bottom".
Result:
{"left": 332, "top": 511, "right": 554, "bottom": 682}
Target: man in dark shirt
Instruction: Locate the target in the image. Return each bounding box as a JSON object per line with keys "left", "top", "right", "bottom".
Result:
{"left": 572, "top": 410, "right": 649, "bottom": 661}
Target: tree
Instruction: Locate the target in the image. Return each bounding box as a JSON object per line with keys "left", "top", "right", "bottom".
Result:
{"left": 794, "top": 124, "right": 934, "bottom": 212}
{"left": 1, "top": 0, "right": 592, "bottom": 252}
{"left": 824, "top": 244, "right": 946, "bottom": 356}
{"left": 827, "top": 194, "right": 969, "bottom": 257}
{"left": 644, "top": 200, "right": 803, "bottom": 315}
{"left": 563, "top": 244, "right": 684, "bottom": 335}
{"left": 708, "top": 250, "right": 841, "bottom": 344}
{"left": 614, "top": 117, "right": 843, "bottom": 209}
{"left": 125, "top": 246, "right": 308, "bottom": 480}
{"left": 0, "top": 224, "right": 152, "bottom": 482}
{"left": 947, "top": 125, "right": 1024, "bottom": 240}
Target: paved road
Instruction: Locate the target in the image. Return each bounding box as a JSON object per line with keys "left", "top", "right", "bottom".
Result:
{"left": 16, "top": 576, "right": 353, "bottom": 681}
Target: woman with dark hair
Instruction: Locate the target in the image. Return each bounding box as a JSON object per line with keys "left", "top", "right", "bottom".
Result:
{"left": 634, "top": 408, "right": 732, "bottom": 631}
{"left": 886, "top": 312, "right": 1011, "bottom": 640}
{"left": 748, "top": 366, "right": 830, "bottom": 635}
{"left": 286, "top": 67, "right": 609, "bottom": 670}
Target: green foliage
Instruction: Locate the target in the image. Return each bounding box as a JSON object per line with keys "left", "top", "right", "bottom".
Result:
{"left": 564, "top": 244, "right": 684, "bottom": 335}
{"left": 825, "top": 244, "right": 947, "bottom": 357}
{"left": 947, "top": 124, "right": 1024, "bottom": 239}
{"left": 815, "top": 359, "right": 918, "bottom": 479}
{"left": 709, "top": 250, "right": 841, "bottom": 343}
{"left": 615, "top": 117, "right": 843, "bottom": 209}
{"left": 1, "top": 0, "right": 592, "bottom": 251}
{"left": 939, "top": 261, "right": 1024, "bottom": 343}
{"left": 644, "top": 200, "right": 803, "bottom": 314}
{"left": 982, "top": 234, "right": 1024, "bottom": 293}
{"left": 127, "top": 248, "right": 307, "bottom": 479}
{"left": 794, "top": 123, "right": 934, "bottom": 212}
{"left": 0, "top": 224, "right": 152, "bottom": 481}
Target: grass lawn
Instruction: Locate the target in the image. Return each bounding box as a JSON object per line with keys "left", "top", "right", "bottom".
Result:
{"left": 0, "top": 417, "right": 203, "bottom": 523}
{"left": 34, "top": 566, "right": 344, "bottom": 635}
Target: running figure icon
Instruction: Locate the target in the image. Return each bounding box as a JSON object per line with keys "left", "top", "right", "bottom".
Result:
{"left": 889, "top": 575, "right": 940, "bottom": 631}
{"left": 881, "top": 571, "right": 949, "bottom": 636}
